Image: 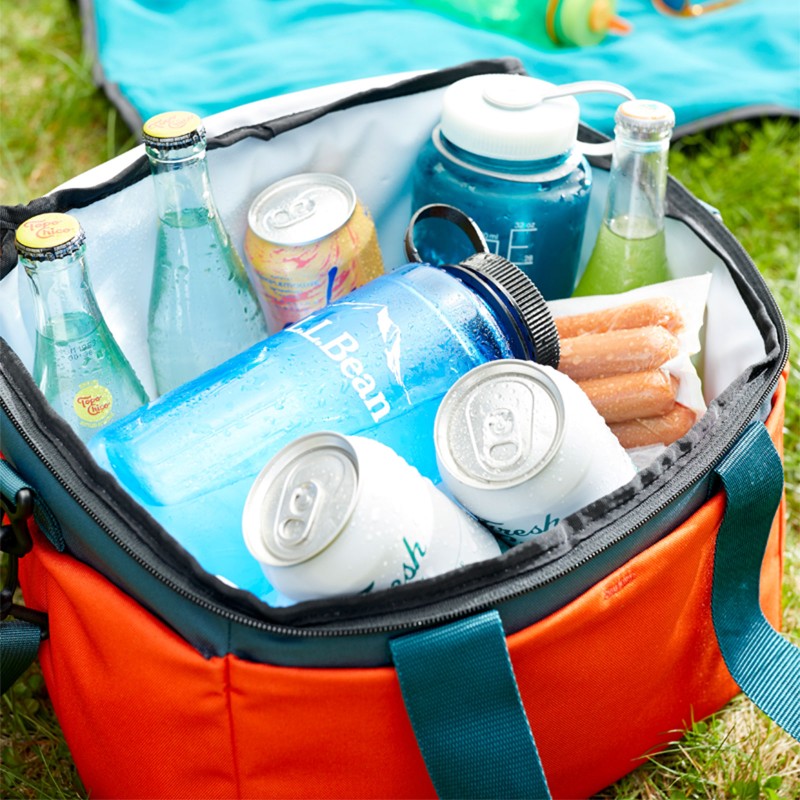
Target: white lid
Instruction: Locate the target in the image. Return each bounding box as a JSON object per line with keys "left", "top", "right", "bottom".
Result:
{"left": 439, "top": 74, "right": 580, "bottom": 162}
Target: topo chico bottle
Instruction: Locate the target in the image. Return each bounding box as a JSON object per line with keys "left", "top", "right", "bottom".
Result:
{"left": 144, "top": 111, "right": 268, "bottom": 395}
{"left": 15, "top": 213, "right": 148, "bottom": 443}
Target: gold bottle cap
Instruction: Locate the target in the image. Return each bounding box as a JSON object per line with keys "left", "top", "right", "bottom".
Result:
{"left": 143, "top": 111, "right": 205, "bottom": 149}
{"left": 15, "top": 213, "right": 85, "bottom": 260}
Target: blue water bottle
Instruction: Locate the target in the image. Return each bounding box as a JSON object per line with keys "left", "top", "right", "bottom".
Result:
{"left": 411, "top": 74, "right": 633, "bottom": 300}
{"left": 89, "top": 253, "right": 558, "bottom": 593}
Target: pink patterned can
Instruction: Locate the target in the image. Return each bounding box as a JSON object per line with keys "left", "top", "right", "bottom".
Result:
{"left": 244, "top": 173, "right": 384, "bottom": 333}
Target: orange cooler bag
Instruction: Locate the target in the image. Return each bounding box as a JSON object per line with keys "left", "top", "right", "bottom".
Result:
{"left": 1, "top": 59, "right": 797, "bottom": 798}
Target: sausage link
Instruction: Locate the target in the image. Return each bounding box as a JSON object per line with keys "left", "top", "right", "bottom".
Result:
{"left": 555, "top": 297, "right": 684, "bottom": 339}
{"left": 578, "top": 370, "right": 678, "bottom": 424}
{"left": 610, "top": 405, "right": 698, "bottom": 449}
{"left": 558, "top": 326, "right": 680, "bottom": 381}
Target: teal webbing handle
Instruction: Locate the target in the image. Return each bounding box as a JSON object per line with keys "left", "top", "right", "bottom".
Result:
{"left": 1, "top": 459, "right": 61, "bottom": 694}
{"left": 712, "top": 420, "right": 800, "bottom": 740}
{"left": 0, "top": 460, "right": 64, "bottom": 551}
{"left": 390, "top": 610, "right": 551, "bottom": 799}
{"left": 0, "top": 620, "right": 43, "bottom": 693}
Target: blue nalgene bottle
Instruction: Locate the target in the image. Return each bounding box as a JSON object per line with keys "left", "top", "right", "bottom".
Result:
{"left": 411, "top": 75, "right": 628, "bottom": 300}
{"left": 90, "top": 252, "right": 557, "bottom": 505}
{"left": 88, "top": 254, "right": 557, "bottom": 594}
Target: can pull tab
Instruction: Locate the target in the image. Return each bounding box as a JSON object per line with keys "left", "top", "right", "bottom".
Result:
{"left": 465, "top": 382, "right": 536, "bottom": 476}
{"left": 267, "top": 190, "right": 317, "bottom": 229}
{"left": 481, "top": 408, "right": 524, "bottom": 468}
{"left": 277, "top": 480, "right": 320, "bottom": 547}
{"left": 541, "top": 81, "right": 635, "bottom": 157}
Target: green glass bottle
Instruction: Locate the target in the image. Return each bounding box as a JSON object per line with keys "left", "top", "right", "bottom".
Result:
{"left": 15, "top": 213, "right": 148, "bottom": 442}
{"left": 573, "top": 99, "right": 675, "bottom": 296}
{"left": 143, "top": 111, "right": 268, "bottom": 396}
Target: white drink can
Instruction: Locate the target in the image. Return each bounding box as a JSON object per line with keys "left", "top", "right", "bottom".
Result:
{"left": 434, "top": 360, "right": 637, "bottom": 546}
{"left": 242, "top": 432, "right": 501, "bottom": 602}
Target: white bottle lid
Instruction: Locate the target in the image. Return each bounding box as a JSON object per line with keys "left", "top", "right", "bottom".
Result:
{"left": 439, "top": 74, "right": 581, "bottom": 162}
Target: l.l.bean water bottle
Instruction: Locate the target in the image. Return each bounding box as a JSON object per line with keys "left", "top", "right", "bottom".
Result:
{"left": 410, "top": 74, "right": 634, "bottom": 300}
{"left": 88, "top": 253, "right": 558, "bottom": 594}
{"left": 90, "top": 252, "right": 558, "bottom": 506}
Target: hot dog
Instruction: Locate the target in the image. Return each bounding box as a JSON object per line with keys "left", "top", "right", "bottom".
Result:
{"left": 555, "top": 297, "right": 684, "bottom": 339}
{"left": 558, "top": 326, "right": 680, "bottom": 381}
{"left": 609, "top": 405, "right": 697, "bottom": 449}
{"left": 578, "top": 371, "right": 678, "bottom": 424}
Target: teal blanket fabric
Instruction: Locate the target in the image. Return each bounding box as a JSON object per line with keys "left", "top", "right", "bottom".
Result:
{"left": 87, "top": 0, "right": 799, "bottom": 134}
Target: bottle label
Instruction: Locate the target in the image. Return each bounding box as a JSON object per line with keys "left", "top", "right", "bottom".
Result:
{"left": 288, "top": 315, "right": 392, "bottom": 424}
{"left": 481, "top": 513, "right": 560, "bottom": 547}
{"left": 73, "top": 380, "right": 113, "bottom": 428}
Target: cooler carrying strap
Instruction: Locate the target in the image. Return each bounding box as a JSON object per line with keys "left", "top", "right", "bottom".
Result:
{"left": 713, "top": 420, "right": 800, "bottom": 739}
{"left": 391, "top": 420, "right": 798, "bottom": 799}
{"left": 0, "top": 458, "right": 62, "bottom": 693}
{"left": 390, "top": 610, "right": 551, "bottom": 799}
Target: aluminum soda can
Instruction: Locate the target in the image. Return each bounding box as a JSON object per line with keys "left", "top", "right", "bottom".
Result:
{"left": 434, "top": 360, "right": 637, "bottom": 546}
{"left": 241, "top": 432, "right": 500, "bottom": 602}
{"left": 244, "top": 173, "right": 384, "bottom": 333}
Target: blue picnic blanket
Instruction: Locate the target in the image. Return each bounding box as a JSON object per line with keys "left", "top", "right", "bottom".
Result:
{"left": 84, "top": 0, "right": 799, "bottom": 134}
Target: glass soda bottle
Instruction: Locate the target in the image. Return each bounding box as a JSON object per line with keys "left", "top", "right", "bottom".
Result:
{"left": 573, "top": 99, "right": 676, "bottom": 296}
{"left": 410, "top": 74, "right": 630, "bottom": 300}
{"left": 15, "top": 213, "right": 148, "bottom": 443}
{"left": 143, "top": 111, "right": 268, "bottom": 395}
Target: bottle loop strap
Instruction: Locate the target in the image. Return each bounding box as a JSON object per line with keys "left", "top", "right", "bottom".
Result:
{"left": 404, "top": 203, "right": 488, "bottom": 263}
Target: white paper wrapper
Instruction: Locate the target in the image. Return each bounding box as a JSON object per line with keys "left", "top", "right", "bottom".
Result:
{"left": 547, "top": 274, "right": 712, "bottom": 463}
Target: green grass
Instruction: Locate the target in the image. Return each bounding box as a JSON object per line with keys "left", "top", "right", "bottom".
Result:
{"left": 1, "top": 0, "right": 798, "bottom": 798}
{"left": 0, "top": 0, "right": 134, "bottom": 204}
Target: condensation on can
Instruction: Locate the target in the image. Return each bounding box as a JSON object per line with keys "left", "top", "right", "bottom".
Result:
{"left": 244, "top": 173, "right": 384, "bottom": 333}
{"left": 434, "top": 360, "right": 636, "bottom": 546}
{"left": 242, "top": 432, "right": 499, "bottom": 602}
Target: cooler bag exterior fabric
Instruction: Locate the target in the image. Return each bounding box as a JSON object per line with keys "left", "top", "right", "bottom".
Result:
{"left": 13, "top": 382, "right": 788, "bottom": 800}
{"left": 0, "top": 60, "right": 796, "bottom": 799}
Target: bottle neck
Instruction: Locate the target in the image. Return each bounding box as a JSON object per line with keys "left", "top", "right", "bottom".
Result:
{"left": 436, "top": 129, "right": 577, "bottom": 182}
{"left": 440, "top": 255, "right": 560, "bottom": 368}
{"left": 146, "top": 140, "right": 217, "bottom": 222}
{"left": 602, "top": 132, "right": 670, "bottom": 239}
{"left": 22, "top": 247, "right": 103, "bottom": 336}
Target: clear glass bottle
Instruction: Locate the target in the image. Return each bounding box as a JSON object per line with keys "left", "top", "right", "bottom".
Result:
{"left": 15, "top": 213, "right": 148, "bottom": 443}
{"left": 573, "top": 99, "right": 676, "bottom": 296}
{"left": 143, "top": 111, "right": 268, "bottom": 395}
